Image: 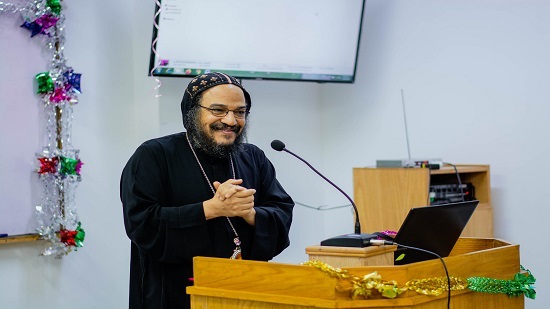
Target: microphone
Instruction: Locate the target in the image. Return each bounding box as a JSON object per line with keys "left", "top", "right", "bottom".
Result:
{"left": 270, "top": 140, "right": 376, "bottom": 247}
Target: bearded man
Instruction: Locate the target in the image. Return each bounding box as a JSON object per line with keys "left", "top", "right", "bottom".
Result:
{"left": 120, "top": 72, "right": 294, "bottom": 309}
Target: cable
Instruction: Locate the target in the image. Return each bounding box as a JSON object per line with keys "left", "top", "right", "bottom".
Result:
{"left": 398, "top": 243, "right": 451, "bottom": 309}
{"left": 401, "top": 89, "right": 412, "bottom": 160}
{"left": 443, "top": 162, "right": 465, "bottom": 202}
{"left": 426, "top": 167, "right": 433, "bottom": 205}
{"left": 294, "top": 201, "right": 352, "bottom": 211}
{"left": 370, "top": 240, "right": 452, "bottom": 309}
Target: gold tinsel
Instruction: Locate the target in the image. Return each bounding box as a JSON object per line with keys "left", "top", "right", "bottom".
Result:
{"left": 302, "top": 260, "right": 406, "bottom": 299}
{"left": 406, "top": 277, "right": 468, "bottom": 296}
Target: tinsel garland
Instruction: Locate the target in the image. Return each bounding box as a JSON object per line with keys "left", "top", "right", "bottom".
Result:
{"left": 303, "top": 260, "right": 536, "bottom": 300}
{"left": 406, "top": 276, "right": 468, "bottom": 296}
{"left": 2, "top": 0, "right": 85, "bottom": 257}
{"left": 467, "top": 266, "right": 536, "bottom": 299}
{"left": 302, "top": 260, "right": 406, "bottom": 299}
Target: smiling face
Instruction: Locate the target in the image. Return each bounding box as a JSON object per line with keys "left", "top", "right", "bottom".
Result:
{"left": 198, "top": 84, "right": 247, "bottom": 146}
{"left": 185, "top": 84, "right": 249, "bottom": 158}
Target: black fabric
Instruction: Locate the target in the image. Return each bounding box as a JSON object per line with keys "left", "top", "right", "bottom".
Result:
{"left": 120, "top": 132, "right": 293, "bottom": 309}
{"left": 180, "top": 72, "right": 251, "bottom": 126}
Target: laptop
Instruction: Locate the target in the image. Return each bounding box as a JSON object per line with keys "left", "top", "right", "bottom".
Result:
{"left": 385, "top": 200, "right": 479, "bottom": 265}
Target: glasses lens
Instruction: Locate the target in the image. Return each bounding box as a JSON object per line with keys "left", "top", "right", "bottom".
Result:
{"left": 209, "top": 108, "right": 227, "bottom": 116}
{"left": 233, "top": 110, "right": 247, "bottom": 118}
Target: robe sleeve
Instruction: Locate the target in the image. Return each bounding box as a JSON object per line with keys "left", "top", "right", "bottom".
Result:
{"left": 120, "top": 143, "right": 209, "bottom": 263}
{"left": 242, "top": 147, "right": 294, "bottom": 261}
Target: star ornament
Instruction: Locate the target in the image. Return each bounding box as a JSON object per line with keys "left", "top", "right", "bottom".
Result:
{"left": 59, "top": 229, "right": 77, "bottom": 246}
{"left": 63, "top": 70, "right": 82, "bottom": 93}
{"left": 36, "top": 72, "right": 55, "bottom": 94}
{"left": 38, "top": 157, "right": 59, "bottom": 174}
{"left": 34, "top": 14, "right": 59, "bottom": 32}
{"left": 74, "top": 222, "right": 85, "bottom": 247}
{"left": 20, "top": 21, "right": 43, "bottom": 38}
{"left": 46, "top": 0, "right": 62, "bottom": 15}
{"left": 50, "top": 87, "right": 69, "bottom": 103}
{"left": 59, "top": 156, "right": 83, "bottom": 176}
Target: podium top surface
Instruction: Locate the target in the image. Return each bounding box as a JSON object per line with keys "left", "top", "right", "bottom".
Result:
{"left": 305, "top": 244, "right": 397, "bottom": 257}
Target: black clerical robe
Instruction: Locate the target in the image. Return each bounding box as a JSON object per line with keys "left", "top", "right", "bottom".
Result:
{"left": 120, "top": 132, "right": 294, "bottom": 309}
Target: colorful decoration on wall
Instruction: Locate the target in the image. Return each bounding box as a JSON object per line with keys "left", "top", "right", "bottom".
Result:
{"left": 1, "top": 0, "right": 85, "bottom": 257}
{"left": 150, "top": 0, "right": 163, "bottom": 94}
{"left": 303, "top": 260, "right": 536, "bottom": 300}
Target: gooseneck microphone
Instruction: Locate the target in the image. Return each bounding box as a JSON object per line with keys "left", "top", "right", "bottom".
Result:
{"left": 271, "top": 140, "right": 360, "bottom": 233}
{"left": 271, "top": 140, "right": 376, "bottom": 247}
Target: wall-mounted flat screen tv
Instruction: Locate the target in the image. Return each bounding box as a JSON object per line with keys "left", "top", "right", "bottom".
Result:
{"left": 149, "top": 0, "right": 365, "bottom": 83}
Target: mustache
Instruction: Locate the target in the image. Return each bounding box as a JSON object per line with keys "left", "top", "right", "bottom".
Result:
{"left": 210, "top": 122, "right": 240, "bottom": 132}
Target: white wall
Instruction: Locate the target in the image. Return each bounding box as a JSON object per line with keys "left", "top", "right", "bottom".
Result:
{"left": 0, "top": 1, "right": 546, "bottom": 308}
{"left": 320, "top": 1, "right": 549, "bottom": 308}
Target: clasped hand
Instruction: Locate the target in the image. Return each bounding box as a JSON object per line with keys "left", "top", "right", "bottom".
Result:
{"left": 203, "top": 179, "right": 256, "bottom": 225}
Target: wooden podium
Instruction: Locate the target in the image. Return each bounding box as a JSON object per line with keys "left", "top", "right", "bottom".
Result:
{"left": 188, "top": 238, "right": 524, "bottom": 308}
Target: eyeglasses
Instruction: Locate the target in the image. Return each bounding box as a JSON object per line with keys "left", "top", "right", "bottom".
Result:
{"left": 199, "top": 105, "right": 249, "bottom": 119}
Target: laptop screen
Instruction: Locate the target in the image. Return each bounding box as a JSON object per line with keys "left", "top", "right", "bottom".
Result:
{"left": 393, "top": 200, "right": 479, "bottom": 265}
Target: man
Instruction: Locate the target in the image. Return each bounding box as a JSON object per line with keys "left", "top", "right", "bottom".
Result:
{"left": 120, "top": 72, "right": 294, "bottom": 309}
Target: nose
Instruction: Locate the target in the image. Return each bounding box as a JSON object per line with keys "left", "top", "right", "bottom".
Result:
{"left": 220, "top": 111, "right": 238, "bottom": 125}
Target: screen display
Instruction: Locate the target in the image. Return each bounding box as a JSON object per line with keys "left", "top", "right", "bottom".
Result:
{"left": 149, "top": 0, "right": 365, "bottom": 83}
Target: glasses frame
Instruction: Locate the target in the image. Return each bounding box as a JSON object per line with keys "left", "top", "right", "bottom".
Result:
{"left": 198, "top": 105, "right": 249, "bottom": 119}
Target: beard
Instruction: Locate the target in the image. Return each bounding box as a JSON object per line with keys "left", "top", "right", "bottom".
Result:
{"left": 184, "top": 107, "right": 248, "bottom": 158}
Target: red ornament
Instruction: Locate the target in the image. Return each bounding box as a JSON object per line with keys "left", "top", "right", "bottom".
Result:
{"left": 59, "top": 229, "right": 77, "bottom": 246}
{"left": 38, "top": 157, "right": 59, "bottom": 174}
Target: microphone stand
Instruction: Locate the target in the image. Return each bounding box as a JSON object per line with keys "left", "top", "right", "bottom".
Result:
{"left": 273, "top": 141, "right": 376, "bottom": 247}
